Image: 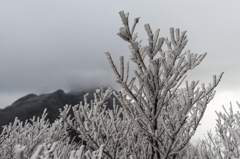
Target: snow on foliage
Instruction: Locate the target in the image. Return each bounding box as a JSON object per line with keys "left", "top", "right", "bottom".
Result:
{"left": 0, "top": 109, "right": 78, "bottom": 158}
{"left": 198, "top": 102, "right": 240, "bottom": 159}
{"left": 104, "top": 11, "right": 223, "bottom": 158}
{"left": 0, "top": 11, "right": 224, "bottom": 158}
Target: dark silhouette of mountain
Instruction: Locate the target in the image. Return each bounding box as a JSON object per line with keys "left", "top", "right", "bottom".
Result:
{"left": 0, "top": 88, "right": 120, "bottom": 134}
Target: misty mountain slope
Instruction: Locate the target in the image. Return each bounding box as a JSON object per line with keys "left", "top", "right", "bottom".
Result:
{"left": 0, "top": 88, "right": 120, "bottom": 133}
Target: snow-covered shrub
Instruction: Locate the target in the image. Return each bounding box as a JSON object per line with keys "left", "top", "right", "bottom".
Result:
{"left": 60, "top": 11, "right": 223, "bottom": 158}
{"left": 107, "top": 11, "right": 223, "bottom": 158}
{"left": 59, "top": 86, "right": 137, "bottom": 158}
{"left": 198, "top": 102, "right": 240, "bottom": 159}
{"left": 13, "top": 144, "right": 105, "bottom": 159}
{"left": 0, "top": 109, "right": 79, "bottom": 158}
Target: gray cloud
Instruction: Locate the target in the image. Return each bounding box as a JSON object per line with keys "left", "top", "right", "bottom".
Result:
{"left": 0, "top": 0, "right": 239, "bottom": 119}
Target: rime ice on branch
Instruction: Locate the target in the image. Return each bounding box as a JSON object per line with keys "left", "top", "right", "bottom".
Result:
{"left": 198, "top": 102, "right": 240, "bottom": 159}
{"left": 105, "top": 11, "right": 223, "bottom": 159}
{"left": 60, "top": 85, "right": 132, "bottom": 159}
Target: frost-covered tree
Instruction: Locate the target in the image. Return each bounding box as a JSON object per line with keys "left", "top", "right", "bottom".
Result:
{"left": 198, "top": 102, "right": 240, "bottom": 159}
{"left": 60, "top": 85, "right": 137, "bottom": 158}
{"left": 0, "top": 109, "right": 105, "bottom": 159}
{"left": 13, "top": 143, "right": 105, "bottom": 159}
{"left": 0, "top": 109, "right": 75, "bottom": 158}
{"left": 61, "top": 11, "right": 223, "bottom": 159}
{"left": 106, "top": 11, "right": 223, "bottom": 159}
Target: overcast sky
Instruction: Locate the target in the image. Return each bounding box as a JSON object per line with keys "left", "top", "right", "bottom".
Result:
{"left": 0, "top": 0, "right": 240, "bottom": 142}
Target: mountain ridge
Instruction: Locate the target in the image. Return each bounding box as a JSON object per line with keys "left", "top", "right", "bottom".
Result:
{"left": 0, "top": 87, "right": 120, "bottom": 133}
